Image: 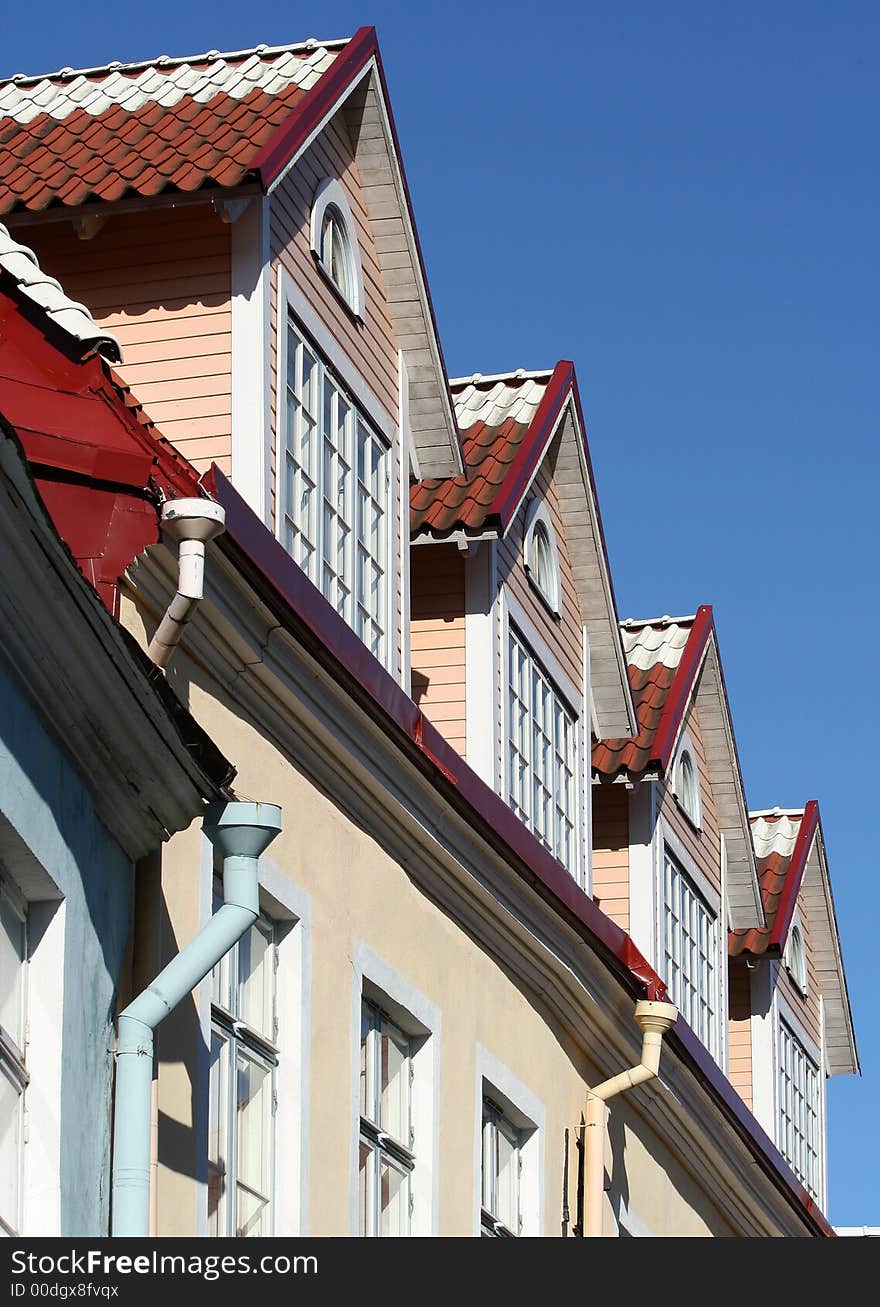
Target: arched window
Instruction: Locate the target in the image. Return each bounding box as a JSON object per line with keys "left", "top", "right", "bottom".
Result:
{"left": 677, "top": 748, "right": 700, "bottom": 825}
{"left": 310, "top": 178, "right": 364, "bottom": 317}
{"left": 788, "top": 925, "right": 808, "bottom": 994}
{"left": 523, "top": 501, "right": 560, "bottom": 614}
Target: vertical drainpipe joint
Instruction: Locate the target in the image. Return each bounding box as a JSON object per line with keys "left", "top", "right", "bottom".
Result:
{"left": 147, "top": 498, "right": 226, "bottom": 669}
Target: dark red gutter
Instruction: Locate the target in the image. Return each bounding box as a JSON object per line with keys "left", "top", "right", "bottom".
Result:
{"left": 651, "top": 605, "right": 714, "bottom": 768}
{"left": 202, "top": 464, "right": 831, "bottom": 1236}
{"left": 769, "top": 800, "right": 820, "bottom": 953}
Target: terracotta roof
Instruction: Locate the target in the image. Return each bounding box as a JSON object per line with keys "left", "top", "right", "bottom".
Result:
{"left": 730, "top": 807, "right": 816, "bottom": 958}
{"left": 592, "top": 614, "right": 700, "bottom": 776}
{"left": 410, "top": 368, "right": 558, "bottom": 536}
{"left": 0, "top": 220, "right": 120, "bottom": 357}
{"left": 0, "top": 40, "right": 346, "bottom": 215}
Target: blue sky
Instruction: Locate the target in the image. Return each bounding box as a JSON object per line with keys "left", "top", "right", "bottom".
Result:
{"left": 4, "top": 1, "right": 877, "bottom": 1227}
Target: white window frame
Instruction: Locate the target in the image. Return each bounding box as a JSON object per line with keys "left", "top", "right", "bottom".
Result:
{"left": 657, "top": 822, "right": 722, "bottom": 1062}
{"left": 785, "top": 912, "right": 808, "bottom": 997}
{"left": 522, "top": 499, "right": 561, "bottom": 617}
{"left": 474, "top": 1047, "right": 544, "bottom": 1237}
{"left": 672, "top": 730, "right": 702, "bottom": 830}
{"left": 309, "top": 177, "right": 364, "bottom": 318}
{"left": 0, "top": 871, "right": 28, "bottom": 1238}
{"left": 349, "top": 942, "right": 439, "bottom": 1237}
{"left": 358, "top": 997, "right": 415, "bottom": 1237}
{"left": 277, "top": 311, "right": 393, "bottom": 668}
{"left": 500, "top": 589, "right": 585, "bottom": 884}
{"left": 775, "top": 1010, "right": 823, "bottom": 1203}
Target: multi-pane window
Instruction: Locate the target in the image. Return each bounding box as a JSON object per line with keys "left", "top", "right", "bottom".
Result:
{"left": 662, "top": 851, "right": 718, "bottom": 1055}
{"left": 507, "top": 627, "right": 578, "bottom": 874}
{"left": 208, "top": 905, "right": 278, "bottom": 1238}
{"left": 481, "top": 1098, "right": 521, "bottom": 1237}
{"left": 359, "top": 999, "right": 414, "bottom": 1237}
{"left": 281, "top": 321, "right": 391, "bottom": 663}
{"left": 777, "top": 1020, "right": 821, "bottom": 1200}
{"left": 0, "top": 875, "right": 27, "bottom": 1238}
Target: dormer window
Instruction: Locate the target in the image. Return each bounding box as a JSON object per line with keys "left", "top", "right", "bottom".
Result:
{"left": 676, "top": 745, "right": 700, "bottom": 827}
{"left": 523, "top": 501, "right": 560, "bottom": 615}
{"left": 310, "top": 178, "right": 364, "bottom": 317}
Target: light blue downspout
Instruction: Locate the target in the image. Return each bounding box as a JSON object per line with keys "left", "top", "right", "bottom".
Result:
{"left": 111, "top": 800, "right": 282, "bottom": 1237}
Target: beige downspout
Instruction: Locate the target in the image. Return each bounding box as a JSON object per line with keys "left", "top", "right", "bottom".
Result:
{"left": 584, "top": 999, "right": 678, "bottom": 1237}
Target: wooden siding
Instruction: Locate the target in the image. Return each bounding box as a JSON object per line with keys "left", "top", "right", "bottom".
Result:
{"left": 21, "top": 206, "right": 232, "bottom": 475}
{"left": 658, "top": 698, "right": 723, "bottom": 903}
{"left": 728, "top": 962, "right": 753, "bottom": 1109}
{"left": 776, "top": 894, "right": 822, "bottom": 1053}
{"left": 410, "top": 544, "right": 466, "bottom": 757}
{"left": 592, "top": 784, "right": 630, "bottom": 931}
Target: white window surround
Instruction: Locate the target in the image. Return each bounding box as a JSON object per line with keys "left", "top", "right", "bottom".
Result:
{"left": 499, "top": 586, "right": 587, "bottom": 887}
{"left": 656, "top": 818, "right": 724, "bottom": 1065}
{"left": 309, "top": 178, "right": 364, "bottom": 319}
{"left": 349, "top": 942, "right": 440, "bottom": 1237}
{"left": 196, "top": 841, "right": 311, "bottom": 1237}
{"left": 473, "top": 1047, "right": 544, "bottom": 1237}
{"left": 674, "top": 733, "right": 701, "bottom": 829}
{"left": 230, "top": 196, "right": 271, "bottom": 524}
{"left": 785, "top": 912, "right": 808, "bottom": 997}
{"left": 522, "top": 499, "right": 561, "bottom": 617}
{"left": 275, "top": 268, "right": 400, "bottom": 682}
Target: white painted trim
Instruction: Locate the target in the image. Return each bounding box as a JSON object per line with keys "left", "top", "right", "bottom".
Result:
{"left": 775, "top": 986, "right": 826, "bottom": 1208}
{"left": 231, "top": 196, "right": 271, "bottom": 523}
{"left": 522, "top": 498, "right": 561, "bottom": 617}
{"left": 582, "top": 625, "right": 593, "bottom": 894}
{"left": 500, "top": 403, "right": 569, "bottom": 536}
{"left": 783, "top": 908, "right": 809, "bottom": 998}
{"left": 21, "top": 896, "right": 64, "bottom": 1236}
{"left": 749, "top": 960, "right": 776, "bottom": 1140}
{"left": 474, "top": 1046, "right": 545, "bottom": 1237}
{"left": 719, "top": 833, "right": 730, "bottom": 1075}
{"left": 628, "top": 780, "right": 656, "bottom": 967}
{"left": 465, "top": 541, "right": 498, "bottom": 786}
{"left": 309, "top": 177, "right": 365, "bottom": 319}
{"left": 267, "top": 58, "right": 374, "bottom": 197}
{"left": 196, "top": 840, "right": 312, "bottom": 1236}
{"left": 349, "top": 942, "right": 440, "bottom": 1237}
{"left": 398, "top": 353, "right": 412, "bottom": 694}
{"left": 672, "top": 729, "right": 702, "bottom": 830}
{"left": 658, "top": 816, "right": 721, "bottom": 915}
{"left": 502, "top": 585, "right": 582, "bottom": 712}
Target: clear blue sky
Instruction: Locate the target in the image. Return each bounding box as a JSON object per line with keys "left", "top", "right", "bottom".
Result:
{"left": 4, "top": 1, "right": 877, "bottom": 1227}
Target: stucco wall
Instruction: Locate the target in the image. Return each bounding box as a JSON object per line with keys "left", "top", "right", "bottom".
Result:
{"left": 0, "top": 655, "right": 132, "bottom": 1236}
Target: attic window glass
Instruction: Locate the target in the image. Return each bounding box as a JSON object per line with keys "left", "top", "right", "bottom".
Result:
{"left": 677, "top": 750, "right": 699, "bottom": 825}
{"left": 320, "top": 205, "right": 354, "bottom": 307}
{"left": 523, "top": 503, "right": 560, "bottom": 614}
{"left": 788, "top": 926, "right": 807, "bottom": 994}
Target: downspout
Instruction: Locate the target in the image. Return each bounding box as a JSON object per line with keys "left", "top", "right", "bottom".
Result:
{"left": 111, "top": 800, "right": 282, "bottom": 1237}
{"left": 584, "top": 998, "right": 678, "bottom": 1237}
{"left": 147, "top": 498, "right": 226, "bottom": 669}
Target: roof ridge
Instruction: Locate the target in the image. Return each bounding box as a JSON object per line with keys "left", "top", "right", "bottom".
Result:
{"left": 749, "top": 807, "right": 806, "bottom": 821}
{"left": 620, "top": 612, "right": 696, "bottom": 629}
{"left": 0, "top": 36, "right": 351, "bottom": 88}
{"left": 449, "top": 367, "right": 554, "bottom": 388}
{"left": 0, "top": 222, "right": 120, "bottom": 361}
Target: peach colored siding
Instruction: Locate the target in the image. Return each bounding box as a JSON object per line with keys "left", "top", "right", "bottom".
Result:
{"left": 22, "top": 206, "right": 232, "bottom": 475}
{"left": 658, "top": 700, "right": 723, "bottom": 903}
{"left": 728, "top": 962, "right": 753, "bottom": 1109}
{"left": 410, "top": 545, "right": 466, "bottom": 757}
{"left": 592, "top": 785, "right": 630, "bottom": 931}
{"left": 498, "top": 434, "right": 583, "bottom": 692}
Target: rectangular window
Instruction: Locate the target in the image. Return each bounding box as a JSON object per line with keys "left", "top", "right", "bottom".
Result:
{"left": 777, "top": 1020, "right": 821, "bottom": 1200}
{"left": 358, "top": 998, "right": 414, "bottom": 1236}
{"left": 507, "top": 626, "right": 578, "bottom": 874}
{"left": 281, "top": 320, "right": 391, "bottom": 664}
{"left": 662, "top": 850, "right": 718, "bottom": 1055}
{"left": 481, "top": 1098, "right": 521, "bottom": 1237}
{"left": 208, "top": 905, "right": 278, "bottom": 1238}
{"left": 0, "top": 874, "right": 27, "bottom": 1238}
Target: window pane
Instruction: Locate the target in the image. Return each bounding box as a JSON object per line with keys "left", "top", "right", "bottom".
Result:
{"left": 0, "top": 1062, "right": 21, "bottom": 1235}
{"left": 358, "top": 1140, "right": 375, "bottom": 1237}
{"left": 207, "top": 1031, "right": 228, "bottom": 1238}
{"left": 238, "top": 919, "right": 274, "bottom": 1038}
{"left": 360, "top": 1002, "right": 373, "bottom": 1122}
{"left": 235, "top": 1053, "right": 272, "bottom": 1237}
{"left": 379, "top": 1019, "right": 409, "bottom": 1145}
{"left": 495, "top": 1120, "right": 518, "bottom": 1232}
{"left": 662, "top": 853, "right": 717, "bottom": 1056}
{"left": 0, "top": 888, "right": 25, "bottom": 1051}
{"left": 379, "top": 1156, "right": 409, "bottom": 1237}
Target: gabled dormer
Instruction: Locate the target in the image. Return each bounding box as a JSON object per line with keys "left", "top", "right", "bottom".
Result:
{"left": 728, "top": 805, "right": 858, "bottom": 1208}
{"left": 409, "top": 363, "right": 636, "bottom": 888}
{"left": 0, "top": 30, "right": 462, "bottom": 684}
{"left": 592, "top": 609, "right": 764, "bottom": 1067}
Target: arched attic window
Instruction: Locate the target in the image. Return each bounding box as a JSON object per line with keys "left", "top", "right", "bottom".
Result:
{"left": 676, "top": 745, "right": 701, "bottom": 827}
{"left": 787, "top": 923, "right": 808, "bottom": 995}
{"left": 310, "top": 178, "right": 364, "bottom": 318}
{"left": 523, "top": 500, "right": 560, "bottom": 616}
